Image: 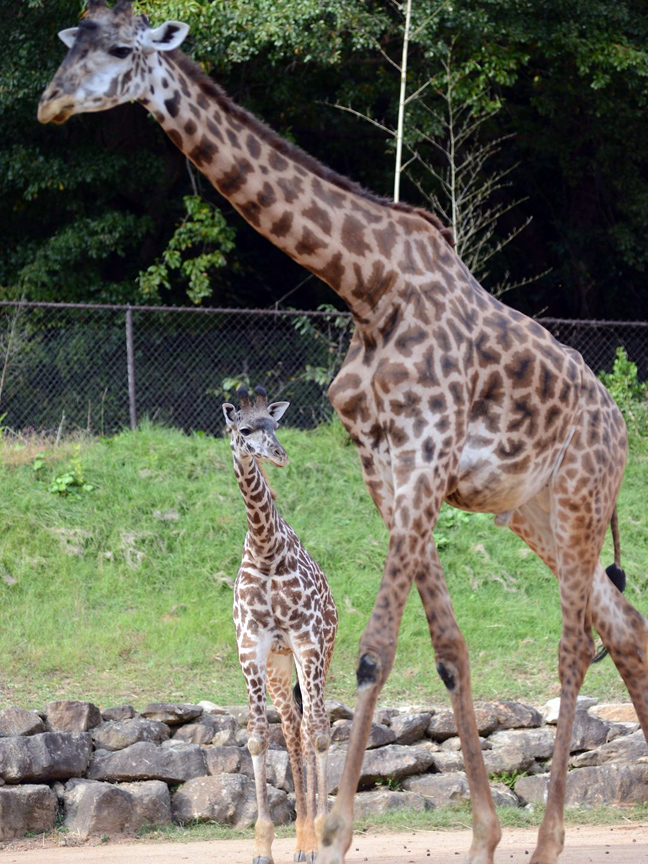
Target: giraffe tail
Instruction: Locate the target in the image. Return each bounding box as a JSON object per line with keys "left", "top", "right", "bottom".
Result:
{"left": 293, "top": 679, "right": 303, "bottom": 714}
{"left": 592, "top": 507, "right": 627, "bottom": 663}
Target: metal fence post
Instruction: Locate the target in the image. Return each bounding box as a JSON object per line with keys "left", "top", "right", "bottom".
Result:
{"left": 126, "top": 306, "right": 137, "bottom": 430}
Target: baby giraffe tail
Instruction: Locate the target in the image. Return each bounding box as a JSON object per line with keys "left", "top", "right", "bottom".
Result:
{"left": 593, "top": 507, "right": 627, "bottom": 663}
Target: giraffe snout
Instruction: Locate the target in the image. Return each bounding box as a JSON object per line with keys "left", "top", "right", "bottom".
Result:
{"left": 38, "top": 85, "right": 74, "bottom": 124}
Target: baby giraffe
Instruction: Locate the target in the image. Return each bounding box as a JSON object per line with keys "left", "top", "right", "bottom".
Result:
{"left": 223, "top": 385, "right": 338, "bottom": 864}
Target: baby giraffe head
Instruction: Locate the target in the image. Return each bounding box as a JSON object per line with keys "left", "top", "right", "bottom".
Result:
{"left": 222, "top": 386, "right": 290, "bottom": 468}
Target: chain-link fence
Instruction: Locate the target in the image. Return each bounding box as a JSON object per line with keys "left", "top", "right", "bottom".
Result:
{"left": 0, "top": 301, "right": 646, "bottom": 436}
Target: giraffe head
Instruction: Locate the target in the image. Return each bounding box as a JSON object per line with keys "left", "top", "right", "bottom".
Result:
{"left": 223, "top": 386, "right": 291, "bottom": 468}
{"left": 37, "top": 0, "right": 189, "bottom": 125}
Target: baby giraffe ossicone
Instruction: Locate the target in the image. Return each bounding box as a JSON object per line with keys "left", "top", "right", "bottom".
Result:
{"left": 223, "top": 386, "right": 338, "bottom": 864}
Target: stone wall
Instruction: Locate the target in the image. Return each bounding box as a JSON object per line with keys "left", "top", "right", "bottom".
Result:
{"left": 0, "top": 696, "right": 646, "bottom": 843}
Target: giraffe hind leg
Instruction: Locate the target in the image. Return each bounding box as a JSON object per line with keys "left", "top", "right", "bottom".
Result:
{"left": 592, "top": 562, "right": 627, "bottom": 662}
{"left": 590, "top": 561, "right": 648, "bottom": 736}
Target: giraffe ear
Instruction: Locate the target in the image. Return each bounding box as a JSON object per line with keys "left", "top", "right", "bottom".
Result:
{"left": 142, "top": 21, "right": 190, "bottom": 52}
{"left": 58, "top": 28, "right": 79, "bottom": 49}
{"left": 222, "top": 403, "right": 238, "bottom": 428}
{"left": 268, "top": 402, "right": 290, "bottom": 423}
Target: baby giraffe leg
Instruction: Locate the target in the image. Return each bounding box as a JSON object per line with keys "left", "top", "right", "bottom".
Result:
{"left": 266, "top": 652, "right": 309, "bottom": 863}
{"left": 240, "top": 638, "right": 274, "bottom": 864}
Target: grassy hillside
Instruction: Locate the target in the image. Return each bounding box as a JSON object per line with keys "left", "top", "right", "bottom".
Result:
{"left": 1, "top": 420, "right": 646, "bottom": 712}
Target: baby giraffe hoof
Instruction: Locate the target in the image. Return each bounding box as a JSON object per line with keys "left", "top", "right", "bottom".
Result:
{"left": 253, "top": 857, "right": 273, "bottom": 864}
{"left": 294, "top": 853, "right": 306, "bottom": 862}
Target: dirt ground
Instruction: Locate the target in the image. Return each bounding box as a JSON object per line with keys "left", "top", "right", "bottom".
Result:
{"left": 1, "top": 825, "right": 647, "bottom": 864}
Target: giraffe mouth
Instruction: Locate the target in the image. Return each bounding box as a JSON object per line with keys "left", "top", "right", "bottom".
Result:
{"left": 37, "top": 97, "right": 75, "bottom": 125}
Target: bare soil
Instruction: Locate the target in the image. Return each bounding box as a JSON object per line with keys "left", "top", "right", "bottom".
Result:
{"left": 1, "top": 825, "right": 647, "bottom": 864}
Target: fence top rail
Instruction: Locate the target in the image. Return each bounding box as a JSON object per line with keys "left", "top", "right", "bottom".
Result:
{"left": 1, "top": 301, "right": 646, "bottom": 328}
{"left": 0, "top": 301, "right": 352, "bottom": 319}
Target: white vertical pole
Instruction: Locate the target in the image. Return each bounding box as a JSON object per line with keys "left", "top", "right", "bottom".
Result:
{"left": 394, "top": 0, "right": 413, "bottom": 203}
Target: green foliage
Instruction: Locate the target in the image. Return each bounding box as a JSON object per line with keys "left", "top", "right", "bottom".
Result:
{"left": 138, "top": 195, "right": 236, "bottom": 304}
{"left": 2, "top": 1, "right": 648, "bottom": 311}
{"left": 599, "top": 347, "right": 648, "bottom": 435}
{"left": 292, "top": 305, "right": 353, "bottom": 388}
{"left": 46, "top": 447, "right": 95, "bottom": 496}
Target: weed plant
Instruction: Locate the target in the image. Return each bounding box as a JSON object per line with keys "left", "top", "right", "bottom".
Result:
{"left": 0, "top": 415, "right": 646, "bottom": 711}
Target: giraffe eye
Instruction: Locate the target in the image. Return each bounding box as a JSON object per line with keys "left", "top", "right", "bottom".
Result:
{"left": 109, "top": 46, "right": 133, "bottom": 59}
{"left": 239, "top": 426, "right": 252, "bottom": 437}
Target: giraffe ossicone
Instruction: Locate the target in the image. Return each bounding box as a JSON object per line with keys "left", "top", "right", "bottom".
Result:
{"left": 224, "top": 385, "right": 338, "bottom": 864}
{"left": 39, "top": 6, "right": 648, "bottom": 863}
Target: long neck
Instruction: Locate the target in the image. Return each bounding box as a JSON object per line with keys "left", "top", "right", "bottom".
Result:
{"left": 231, "top": 449, "right": 283, "bottom": 558}
{"left": 139, "top": 50, "right": 453, "bottom": 324}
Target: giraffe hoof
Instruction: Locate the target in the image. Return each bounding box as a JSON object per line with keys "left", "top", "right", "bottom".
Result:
{"left": 293, "top": 853, "right": 306, "bottom": 862}
{"left": 253, "top": 858, "right": 273, "bottom": 864}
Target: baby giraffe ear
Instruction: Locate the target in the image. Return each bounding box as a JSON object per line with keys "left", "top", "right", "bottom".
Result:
{"left": 142, "top": 20, "right": 190, "bottom": 52}
{"left": 268, "top": 401, "right": 290, "bottom": 423}
{"left": 58, "top": 28, "right": 79, "bottom": 49}
{"left": 222, "top": 403, "right": 238, "bottom": 428}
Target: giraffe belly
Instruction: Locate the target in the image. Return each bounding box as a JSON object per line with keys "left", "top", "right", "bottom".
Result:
{"left": 447, "top": 438, "right": 552, "bottom": 513}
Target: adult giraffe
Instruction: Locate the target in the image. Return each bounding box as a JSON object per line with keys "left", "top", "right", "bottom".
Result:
{"left": 39, "top": 4, "right": 648, "bottom": 863}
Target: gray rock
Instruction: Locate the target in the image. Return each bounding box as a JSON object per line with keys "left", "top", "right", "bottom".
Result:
{"left": 544, "top": 696, "right": 598, "bottom": 725}
{"left": 46, "top": 700, "right": 102, "bottom": 733}
{"left": 198, "top": 700, "right": 228, "bottom": 716}
{"left": 402, "top": 771, "right": 470, "bottom": 806}
{"left": 92, "top": 718, "right": 170, "bottom": 751}
{"left": 118, "top": 780, "right": 172, "bottom": 829}
{"left": 487, "top": 728, "right": 556, "bottom": 763}
{"left": 0, "top": 785, "right": 57, "bottom": 841}
{"left": 570, "top": 729, "right": 648, "bottom": 768}
{"left": 427, "top": 705, "right": 499, "bottom": 741}
{"left": 516, "top": 764, "right": 648, "bottom": 807}
{"left": 87, "top": 740, "right": 207, "bottom": 783}
{"left": 101, "top": 705, "right": 137, "bottom": 722}
{"left": 63, "top": 778, "right": 133, "bottom": 839}
{"left": 171, "top": 774, "right": 293, "bottom": 829}
{"left": 268, "top": 724, "right": 287, "bottom": 749}
{"left": 326, "top": 700, "right": 354, "bottom": 722}
{"left": 222, "top": 704, "right": 281, "bottom": 725}
{"left": 570, "top": 711, "right": 609, "bottom": 752}
{"left": 429, "top": 749, "right": 464, "bottom": 773}
{"left": 331, "top": 720, "right": 396, "bottom": 749}
{"left": 490, "top": 701, "right": 542, "bottom": 730}
{"left": 489, "top": 781, "right": 519, "bottom": 807}
{"left": 140, "top": 702, "right": 203, "bottom": 726}
{"left": 0, "top": 732, "right": 92, "bottom": 783}
{"left": 389, "top": 713, "right": 432, "bottom": 745}
{"left": 0, "top": 706, "right": 46, "bottom": 737}
{"left": 373, "top": 706, "right": 399, "bottom": 726}
{"left": 266, "top": 748, "right": 294, "bottom": 792}
{"left": 327, "top": 745, "right": 435, "bottom": 795}
{"left": 203, "top": 745, "right": 254, "bottom": 778}
{"left": 211, "top": 715, "right": 239, "bottom": 747}
{"left": 353, "top": 789, "right": 432, "bottom": 819}
{"left": 223, "top": 705, "right": 249, "bottom": 726}
{"left": 172, "top": 714, "right": 221, "bottom": 745}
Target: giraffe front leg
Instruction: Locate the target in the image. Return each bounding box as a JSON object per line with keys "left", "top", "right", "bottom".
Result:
{"left": 239, "top": 639, "right": 274, "bottom": 864}
{"left": 415, "top": 545, "right": 500, "bottom": 864}
{"left": 318, "top": 528, "right": 419, "bottom": 864}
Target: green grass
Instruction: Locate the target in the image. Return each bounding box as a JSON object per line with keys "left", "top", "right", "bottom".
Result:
{"left": 0, "top": 420, "right": 647, "bottom": 712}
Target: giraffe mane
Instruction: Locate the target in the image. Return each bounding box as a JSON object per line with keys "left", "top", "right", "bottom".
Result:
{"left": 170, "top": 50, "right": 455, "bottom": 248}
